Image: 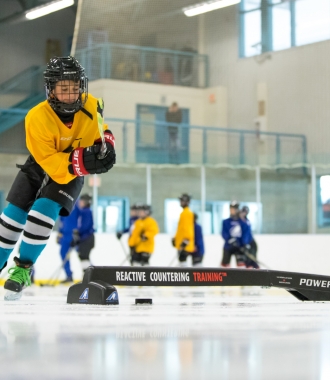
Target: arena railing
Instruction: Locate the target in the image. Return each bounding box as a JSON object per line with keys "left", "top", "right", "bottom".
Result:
{"left": 0, "top": 109, "right": 307, "bottom": 167}
{"left": 104, "top": 117, "right": 307, "bottom": 168}
{"left": 75, "top": 43, "right": 209, "bottom": 88}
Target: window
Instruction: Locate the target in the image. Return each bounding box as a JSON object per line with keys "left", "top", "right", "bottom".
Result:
{"left": 240, "top": 0, "right": 330, "bottom": 57}
{"left": 240, "top": 0, "right": 262, "bottom": 57}
{"left": 272, "top": 1, "right": 291, "bottom": 51}
{"left": 95, "top": 196, "right": 129, "bottom": 233}
{"left": 295, "top": 0, "right": 330, "bottom": 46}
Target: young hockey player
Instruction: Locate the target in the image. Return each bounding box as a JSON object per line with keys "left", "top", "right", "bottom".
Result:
{"left": 220, "top": 201, "right": 249, "bottom": 268}
{"left": 240, "top": 205, "right": 259, "bottom": 269}
{"left": 0, "top": 56, "right": 116, "bottom": 300}
{"left": 128, "top": 205, "right": 159, "bottom": 266}
{"left": 172, "top": 193, "right": 194, "bottom": 267}
{"left": 193, "top": 213, "right": 205, "bottom": 267}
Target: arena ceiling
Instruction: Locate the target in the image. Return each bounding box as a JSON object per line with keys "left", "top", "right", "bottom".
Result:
{"left": 0, "top": 0, "right": 201, "bottom": 25}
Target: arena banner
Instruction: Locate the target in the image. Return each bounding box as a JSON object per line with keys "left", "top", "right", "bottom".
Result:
{"left": 67, "top": 266, "right": 330, "bottom": 304}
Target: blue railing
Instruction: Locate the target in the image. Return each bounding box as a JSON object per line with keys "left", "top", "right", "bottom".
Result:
{"left": 0, "top": 66, "right": 45, "bottom": 134}
{"left": 0, "top": 66, "right": 44, "bottom": 96}
{"left": 75, "top": 43, "right": 209, "bottom": 88}
{"left": 0, "top": 108, "right": 307, "bottom": 166}
{"left": 104, "top": 117, "right": 307, "bottom": 167}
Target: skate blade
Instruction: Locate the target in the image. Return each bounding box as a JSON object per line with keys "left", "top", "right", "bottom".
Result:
{"left": 4, "top": 290, "right": 23, "bottom": 301}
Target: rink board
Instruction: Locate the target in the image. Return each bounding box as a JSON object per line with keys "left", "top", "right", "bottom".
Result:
{"left": 67, "top": 266, "right": 330, "bottom": 304}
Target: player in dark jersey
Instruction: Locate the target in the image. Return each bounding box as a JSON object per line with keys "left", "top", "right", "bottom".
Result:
{"left": 72, "top": 193, "right": 95, "bottom": 274}
{"left": 240, "top": 205, "right": 259, "bottom": 269}
{"left": 0, "top": 56, "right": 116, "bottom": 300}
{"left": 220, "top": 201, "right": 249, "bottom": 267}
{"left": 193, "top": 213, "right": 205, "bottom": 267}
{"left": 116, "top": 204, "right": 139, "bottom": 239}
{"left": 57, "top": 202, "right": 80, "bottom": 282}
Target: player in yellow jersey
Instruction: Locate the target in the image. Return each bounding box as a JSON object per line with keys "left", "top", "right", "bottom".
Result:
{"left": 172, "top": 193, "right": 194, "bottom": 267}
{"left": 0, "top": 56, "right": 116, "bottom": 300}
{"left": 128, "top": 205, "right": 159, "bottom": 266}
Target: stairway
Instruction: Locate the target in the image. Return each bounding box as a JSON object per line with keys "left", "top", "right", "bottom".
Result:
{"left": 0, "top": 66, "right": 45, "bottom": 134}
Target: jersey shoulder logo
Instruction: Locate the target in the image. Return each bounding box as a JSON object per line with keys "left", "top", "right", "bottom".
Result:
{"left": 79, "top": 288, "right": 89, "bottom": 300}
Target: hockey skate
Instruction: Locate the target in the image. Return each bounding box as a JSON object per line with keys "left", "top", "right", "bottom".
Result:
{"left": 4, "top": 257, "right": 33, "bottom": 301}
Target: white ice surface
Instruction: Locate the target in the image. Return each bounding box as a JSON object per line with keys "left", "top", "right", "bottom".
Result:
{"left": 0, "top": 285, "right": 330, "bottom": 380}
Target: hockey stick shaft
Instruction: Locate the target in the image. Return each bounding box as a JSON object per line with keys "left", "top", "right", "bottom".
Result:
{"left": 118, "top": 238, "right": 131, "bottom": 266}
{"left": 243, "top": 249, "right": 270, "bottom": 269}
{"left": 44, "top": 247, "right": 73, "bottom": 286}
{"left": 96, "top": 98, "right": 107, "bottom": 159}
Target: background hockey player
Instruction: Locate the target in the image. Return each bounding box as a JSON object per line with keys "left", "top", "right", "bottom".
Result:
{"left": 116, "top": 203, "right": 139, "bottom": 240}
{"left": 220, "top": 201, "right": 249, "bottom": 268}
{"left": 193, "top": 213, "right": 205, "bottom": 267}
{"left": 71, "top": 193, "right": 95, "bottom": 274}
{"left": 57, "top": 201, "right": 80, "bottom": 283}
{"left": 172, "top": 193, "right": 194, "bottom": 267}
{"left": 0, "top": 56, "right": 116, "bottom": 300}
{"left": 128, "top": 204, "right": 159, "bottom": 266}
{"left": 240, "top": 205, "right": 259, "bottom": 269}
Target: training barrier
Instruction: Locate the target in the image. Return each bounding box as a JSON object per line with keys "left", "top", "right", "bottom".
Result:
{"left": 67, "top": 266, "right": 330, "bottom": 305}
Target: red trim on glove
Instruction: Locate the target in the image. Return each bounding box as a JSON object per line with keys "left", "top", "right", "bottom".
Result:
{"left": 71, "top": 147, "right": 89, "bottom": 176}
{"left": 94, "top": 132, "right": 115, "bottom": 148}
{"left": 104, "top": 132, "right": 115, "bottom": 148}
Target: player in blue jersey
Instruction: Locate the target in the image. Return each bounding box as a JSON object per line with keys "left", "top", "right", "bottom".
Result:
{"left": 116, "top": 204, "right": 139, "bottom": 239}
{"left": 240, "top": 205, "right": 259, "bottom": 269}
{"left": 57, "top": 202, "right": 80, "bottom": 282}
{"left": 220, "top": 201, "right": 249, "bottom": 267}
{"left": 72, "top": 193, "right": 95, "bottom": 273}
{"left": 193, "top": 213, "right": 205, "bottom": 267}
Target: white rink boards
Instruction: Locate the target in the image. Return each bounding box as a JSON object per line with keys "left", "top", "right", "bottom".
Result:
{"left": 0, "top": 285, "right": 330, "bottom": 380}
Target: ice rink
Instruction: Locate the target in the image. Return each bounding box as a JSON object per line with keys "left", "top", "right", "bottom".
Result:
{"left": 1, "top": 284, "right": 330, "bottom": 380}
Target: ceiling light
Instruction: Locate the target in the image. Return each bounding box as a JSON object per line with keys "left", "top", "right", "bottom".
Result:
{"left": 25, "top": 0, "right": 74, "bottom": 20}
{"left": 183, "top": 0, "right": 241, "bottom": 17}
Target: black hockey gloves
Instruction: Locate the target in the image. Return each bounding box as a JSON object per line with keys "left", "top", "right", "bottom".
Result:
{"left": 228, "top": 238, "right": 239, "bottom": 248}
{"left": 180, "top": 239, "right": 189, "bottom": 250}
{"left": 70, "top": 229, "right": 80, "bottom": 247}
{"left": 68, "top": 141, "right": 116, "bottom": 176}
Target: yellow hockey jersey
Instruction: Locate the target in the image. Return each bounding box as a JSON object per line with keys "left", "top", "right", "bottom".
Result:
{"left": 25, "top": 94, "right": 108, "bottom": 184}
{"left": 128, "top": 216, "right": 159, "bottom": 254}
{"left": 174, "top": 206, "right": 194, "bottom": 252}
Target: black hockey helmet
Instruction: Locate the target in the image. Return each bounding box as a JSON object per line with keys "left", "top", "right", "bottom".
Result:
{"left": 141, "top": 204, "right": 152, "bottom": 215}
{"left": 179, "top": 193, "right": 192, "bottom": 203}
{"left": 130, "top": 203, "right": 139, "bottom": 211}
{"left": 241, "top": 205, "right": 250, "bottom": 214}
{"left": 230, "top": 200, "right": 240, "bottom": 209}
{"left": 44, "top": 56, "right": 88, "bottom": 114}
{"left": 79, "top": 193, "right": 92, "bottom": 207}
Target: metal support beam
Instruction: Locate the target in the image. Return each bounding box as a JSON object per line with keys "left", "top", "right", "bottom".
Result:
{"left": 311, "top": 165, "right": 317, "bottom": 234}
{"left": 256, "top": 166, "right": 262, "bottom": 234}
{"left": 201, "top": 166, "right": 206, "bottom": 230}
{"left": 146, "top": 165, "right": 152, "bottom": 205}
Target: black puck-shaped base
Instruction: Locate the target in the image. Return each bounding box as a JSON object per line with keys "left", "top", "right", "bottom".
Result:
{"left": 67, "top": 280, "right": 119, "bottom": 305}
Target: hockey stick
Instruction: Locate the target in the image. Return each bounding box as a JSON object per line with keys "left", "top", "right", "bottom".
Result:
{"left": 167, "top": 253, "right": 178, "bottom": 266}
{"left": 243, "top": 249, "right": 270, "bottom": 269}
{"left": 41, "top": 248, "right": 73, "bottom": 287}
{"left": 96, "top": 98, "right": 107, "bottom": 159}
{"left": 118, "top": 238, "right": 132, "bottom": 266}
